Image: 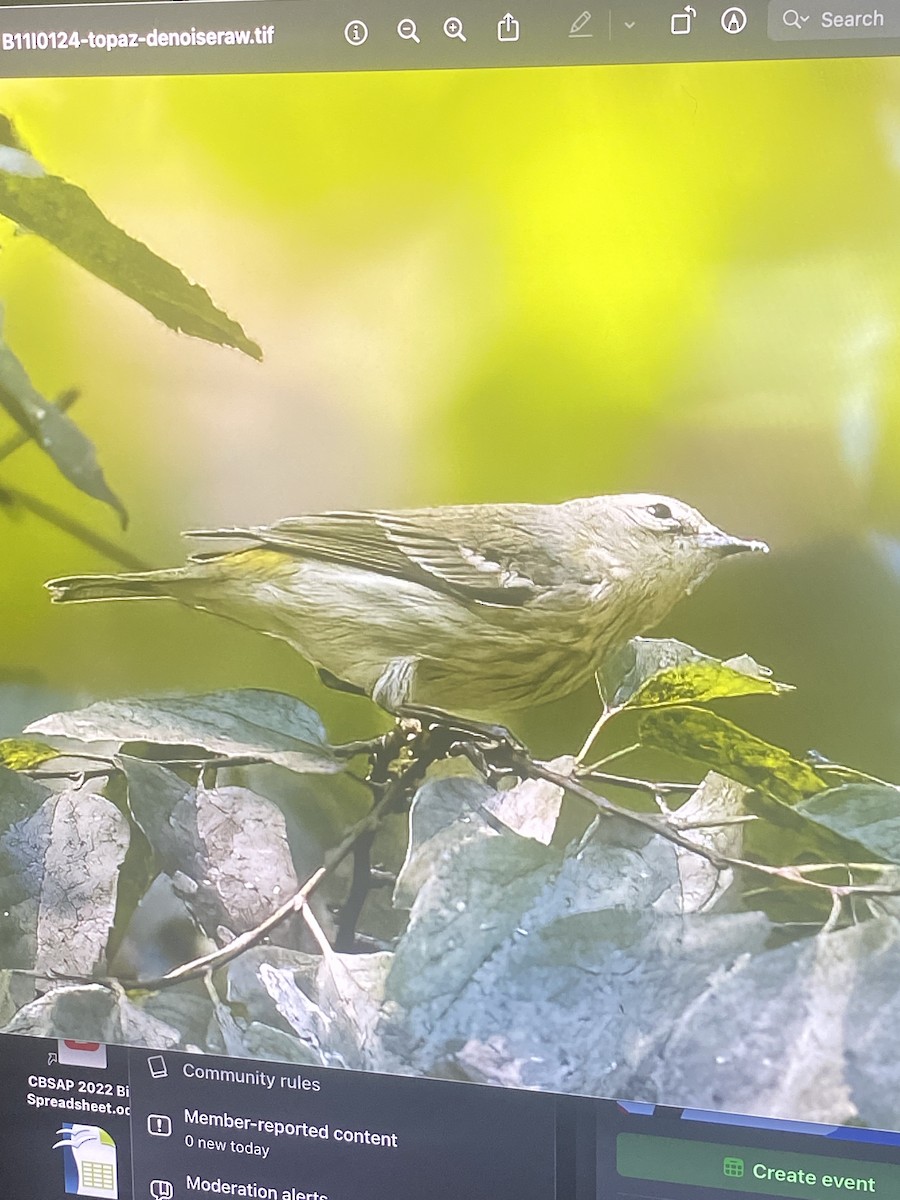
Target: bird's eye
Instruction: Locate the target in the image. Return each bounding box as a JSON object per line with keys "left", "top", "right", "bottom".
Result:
{"left": 647, "top": 502, "right": 674, "bottom": 521}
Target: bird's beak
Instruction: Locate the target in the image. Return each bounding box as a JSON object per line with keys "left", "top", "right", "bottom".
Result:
{"left": 704, "top": 529, "right": 769, "bottom": 557}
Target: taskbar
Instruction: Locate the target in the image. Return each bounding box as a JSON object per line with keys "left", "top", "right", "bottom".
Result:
{"left": 1, "top": 1030, "right": 899, "bottom": 1200}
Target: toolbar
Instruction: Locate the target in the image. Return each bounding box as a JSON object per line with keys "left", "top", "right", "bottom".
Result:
{"left": 0, "top": 0, "right": 898, "bottom": 77}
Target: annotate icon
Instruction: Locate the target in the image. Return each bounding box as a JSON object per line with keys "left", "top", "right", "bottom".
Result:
{"left": 721, "top": 6, "right": 748, "bottom": 32}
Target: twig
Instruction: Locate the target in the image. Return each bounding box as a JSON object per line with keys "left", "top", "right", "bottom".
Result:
{"left": 581, "top": 742, "right": 641, "bottom": 771}
{"left": 334, "top": 828, "right": 375, "bottom": 953}
{"left": 0, "top": 389, "right": 79, "bottom": 464}
{"left": 578, "top": 767, "right": 696, "bottom": 795}
{"left": 513, "top": 753, "right": 900, "bottom": 900}
{"left": 115, "top": 724, "right": 437, "bottom": 991}
{"left": 576, "top": 703, "right": 622, "bottom": 763}
{"left": 0, "top": 485, "right": 150, "bottom": 571}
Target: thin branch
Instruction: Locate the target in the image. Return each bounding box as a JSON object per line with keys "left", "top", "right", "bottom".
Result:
{"left": 0, "top": 388, "right": 80, "bottom": 464}
{"left": 672, "top": 815, "right": 758, "bottom": 831}
{"left": 579, "top": 767, "right": 697, "bottom": 795}
{"left": 0, "top": 485, "right": 151, "bottom": 571}
{"left": 576, "top": 703, "right": 621, "bottom": 763}
{"left": 580, "top": 742, "right": 641, "bottom": 771}
{"left": 334, "top": 828, "right": 375, "bottom": 952}
{"left": 514, "top": 753, "right": 900, "bottom": 900}
{"left": 115, "top": 724, "right": 436, "bottom": 991}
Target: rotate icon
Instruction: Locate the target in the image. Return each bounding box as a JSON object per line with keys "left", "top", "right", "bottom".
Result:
{"left": 671, "top": 5, "right": 696, "bottom": 34}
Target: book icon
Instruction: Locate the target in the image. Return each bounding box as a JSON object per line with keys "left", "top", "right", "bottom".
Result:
{"left": 54, "top": 1124, "right": 118, "bottom": 1198}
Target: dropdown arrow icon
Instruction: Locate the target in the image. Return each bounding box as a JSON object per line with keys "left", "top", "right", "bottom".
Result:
{"left": 624, "top": 20, "right": 636, "bottom": 28}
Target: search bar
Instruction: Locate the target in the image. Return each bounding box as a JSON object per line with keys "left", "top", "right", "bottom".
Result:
{"left": 768, "top": 1, "right": 900, "bottom": 39}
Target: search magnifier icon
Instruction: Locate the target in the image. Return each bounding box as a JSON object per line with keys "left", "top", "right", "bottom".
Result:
{"left": 398, "top": 18, "right": 420, "bottom": 42}
{"left": 782, "top": 8, "right": 804, "bottom": 28}
{"left": 443, "top": 16, "right": 467, "bottom": 40}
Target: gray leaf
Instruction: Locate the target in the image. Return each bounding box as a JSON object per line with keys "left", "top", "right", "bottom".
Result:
{"left": 644, "top": 917, "right": 900, "bottom": 1129}
{"left": 122, "top": 757, "right": 299, "bottom": 941}
{"left": 0, "top": 333, "right": 127, "bottom": 524}
{"left": 2, "top": 982, "right": 183, "bottom": 1048}
{"left": 797, "top": 784, "right": 900, "bottom": 865}
{"left": 0, "top": 768, "right": 128, "bottom": 984}
{"left": 28, "top": 689, "right": 340, "bottom": 775}
{"left": 482, "top": 756, "right": 574, "bottom": 845}
{"left": 658, "top": 771, "right": 750, "bottom": 915}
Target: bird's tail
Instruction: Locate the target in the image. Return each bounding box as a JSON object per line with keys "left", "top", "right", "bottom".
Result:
{"left": 46, "top": 567, "right": 186, "bottom": 604}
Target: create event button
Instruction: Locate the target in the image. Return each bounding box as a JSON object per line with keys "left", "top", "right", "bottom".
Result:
{"left": 616, "top": 1133, "right": 898, "bottom": 1198}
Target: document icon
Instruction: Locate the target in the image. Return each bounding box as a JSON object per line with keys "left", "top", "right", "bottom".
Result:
{"left": 54, "top": 1124, "right": 118, "bottom": 1198}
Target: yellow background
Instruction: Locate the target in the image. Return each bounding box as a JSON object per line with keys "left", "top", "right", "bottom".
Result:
{"left": 1, "top": 59, "right": 899, "bottom": 771}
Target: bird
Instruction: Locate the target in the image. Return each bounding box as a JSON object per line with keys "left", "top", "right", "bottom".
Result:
{"left": 45, "top": 494, "right": 767, "bottom": 716}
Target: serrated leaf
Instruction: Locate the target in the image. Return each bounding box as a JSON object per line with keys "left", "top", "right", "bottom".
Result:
{"left": 27, "top": 689, "right": 340, "bottom": 775}
{"left": 645, "top": 917, "right": 900, "bottom": 1130}
{"left": 0, "top": 148, "right": 261, "bottom": 360}
{"left": 0, "top": 332, "right": 127, "bottom": 525}
{"left": 482, "top": 755, "right": 574, "bottom": 845}
{"left": 638, "top": 706, "right": 827, "bottom": 804}
{"left": 604, "top": 637, "right": 791, "bottom": 710}
{"left": 382, "top": 774, "right": 774, "bottom": 1095}
{"left": 0, "top": 767, "right": 129, "bottom": 985}
{"left": 797, "top": 784, "right": 900, "bottom": 865}
{"left": 0, "top": 738, "right": 58, "bottom": 771}
{"left": 664, "top": 772, "right": 750, "bottom": 914}
{"left": 2, "top": 982, "right": 184, "bottom": 1048}
{"left": 121, "top": 757, "right": 299, "bottom": 940}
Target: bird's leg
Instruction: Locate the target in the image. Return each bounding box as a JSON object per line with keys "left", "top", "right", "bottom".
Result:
{"left": 396, "top": 704, "right": 528, "bottom": 755}
{"left": 317, "top": 667, "right": 367, "bottom": 697}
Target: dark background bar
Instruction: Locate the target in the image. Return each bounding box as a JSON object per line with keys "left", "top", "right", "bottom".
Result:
{"left": 0, "top": 0, "right": 898, "bottom": 79}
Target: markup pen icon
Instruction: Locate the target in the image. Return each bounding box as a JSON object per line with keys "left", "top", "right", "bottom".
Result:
{"left": 54, "top": 1124, "right": 119, "bottom": 1198}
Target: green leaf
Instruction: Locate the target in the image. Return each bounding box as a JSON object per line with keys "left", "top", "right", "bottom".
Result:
{"left": 797, "top": 784, "right": 900, "bottom": 865}
{"left": 0, "top": 116, "right": 26, "bottom": 152}
{"left": 638, "top": 706, "right": 827, "bottom": 805}
{"left": 27, "top": 688, "right": 341, "bottom": 775}
{"left": 604, "top": 637, "right": 792, "bottom": 710}
{"left": 0, "top": 131, "right": 261, "bottom": 361}
{"left": 0, "top": 738, "right": 58, "bottom": 771}
{"left": 0, "top": 332, "right": 127, "bottom": 525}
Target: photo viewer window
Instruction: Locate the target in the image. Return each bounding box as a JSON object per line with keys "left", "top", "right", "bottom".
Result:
{"left": 0, "top": 2, "right": 898, "bottom": 1198}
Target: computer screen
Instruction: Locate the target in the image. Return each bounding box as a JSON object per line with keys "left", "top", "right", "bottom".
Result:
{"left": 1, "top": 2, "right": 899, "bottom": 1198}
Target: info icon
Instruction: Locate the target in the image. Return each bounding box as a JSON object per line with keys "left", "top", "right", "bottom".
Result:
{"left": 344, "top": 19, "right": 369, "bottom": 45}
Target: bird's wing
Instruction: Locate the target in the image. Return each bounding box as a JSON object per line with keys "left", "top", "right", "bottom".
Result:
{"left": 186, "top": 509, "right": 564, "bottom": 606}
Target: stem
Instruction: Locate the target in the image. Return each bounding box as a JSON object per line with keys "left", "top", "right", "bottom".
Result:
{"left": 334, "top": 828, "right": 375, "bottom": 953}
{"left": 576, "top": 704, "right": 622, "bottom": 763}
{"left": 0, "top": 485, "right": 151, "bottom": 571}
{"left": 0, "top": 389, "right": 79, "bottom": 464}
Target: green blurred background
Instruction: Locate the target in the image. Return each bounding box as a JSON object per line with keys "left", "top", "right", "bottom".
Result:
{"left": 1, "top": 58, "right": 899, "bottom": 776}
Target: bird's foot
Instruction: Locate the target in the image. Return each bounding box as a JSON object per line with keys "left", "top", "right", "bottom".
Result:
{"left": 396, "top": 705, "right": 527, "bottom": 756}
